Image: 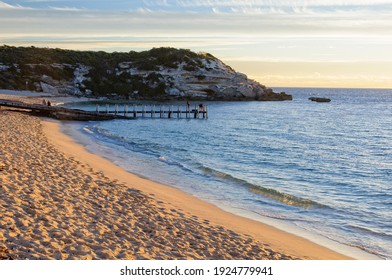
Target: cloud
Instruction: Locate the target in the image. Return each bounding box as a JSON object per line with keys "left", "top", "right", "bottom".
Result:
{"left": 1, "top": 1, "right": 391, "bottom": 60}
{"left": 0, "top": 1, "right": 81, "bottom": 11}
{"left": 254, "top": 73, "right": 392, "bottom": 88}
{"left": 1, "top": 0, "right": 391, "bottom": 88}
{"left": 25, "top": 0, "right": 64, "bottom": 2}
{"left": 1, "top": 2, "right": 391, "bottom": 40}
{"left": 142, "top": 0, "right": 170, "bottom": 6}
{"left": 0, "top": 1, "right": 31, "bottom": 9}
{"left": 48, "top": 6, "right": 83, "bottom": 11}
{"left": 226, "top": 59, "right": 392, "bottom": 87}
{"left": 0, "top": 1, "right": 13, "bottom": 8}
{"left": 142, "top": 0, "right": 392, "bottom": 16}
{"left": 5, "top": 0, "right": 392, "bottom": 15}
{"left": 175, "top": 0, "right": 392, "bottom": 7}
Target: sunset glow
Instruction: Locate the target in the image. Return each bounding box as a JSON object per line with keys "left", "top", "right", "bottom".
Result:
{"left": 1, "top": 0, "right": 391, "bottom": 88}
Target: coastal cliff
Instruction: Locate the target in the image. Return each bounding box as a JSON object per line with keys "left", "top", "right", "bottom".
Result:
{"left": 0, "top": 46, "right": 291, "bottom": 101}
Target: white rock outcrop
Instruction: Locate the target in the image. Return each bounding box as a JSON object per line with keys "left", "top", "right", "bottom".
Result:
{"left": 40, "top": 82, "right": 59, "bottom": 94}
{"left": 109, "top": 55, "right": 289, "bottom": 100}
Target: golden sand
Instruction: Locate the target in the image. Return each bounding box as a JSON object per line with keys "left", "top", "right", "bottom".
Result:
{"left": 0, "top": 98, "right": 350, "bottom": 260}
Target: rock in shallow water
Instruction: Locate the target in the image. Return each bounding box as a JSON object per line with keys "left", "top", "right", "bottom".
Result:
{"left": 309, "top": 97, "right": 331, "bottom": 103}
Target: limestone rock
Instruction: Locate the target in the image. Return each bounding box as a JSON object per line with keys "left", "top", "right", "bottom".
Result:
{"left": 0, "top": 46, "right": 292, "bottom": 101}
{"left": 40, "top": 82, "right": 59, "bottom": 94}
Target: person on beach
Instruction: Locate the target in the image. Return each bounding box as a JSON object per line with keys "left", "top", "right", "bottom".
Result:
{"left": 47, "top": 100, "right": 51, "bottom": 106}
{"left": 42, "top": 99, "right": 47, "bottom": 106}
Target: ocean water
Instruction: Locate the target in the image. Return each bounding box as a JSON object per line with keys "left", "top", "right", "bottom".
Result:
{"left": 64, "top": 88, "right": 392, "bottom": 259}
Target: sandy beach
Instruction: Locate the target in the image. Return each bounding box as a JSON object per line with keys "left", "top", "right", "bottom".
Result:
{"left": 0, "top": 94, "right": 350, "bottom": 260}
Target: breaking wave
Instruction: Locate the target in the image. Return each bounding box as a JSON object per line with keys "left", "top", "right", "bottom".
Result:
{"left": 200, "top": 166, "right": 328, "bottom": 209}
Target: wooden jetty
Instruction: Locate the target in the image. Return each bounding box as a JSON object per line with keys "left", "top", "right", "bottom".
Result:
{"left": 95, "top": 104, "right": 208, "bottom": 119}
{"left": 0, "top": 99, "right": 208, "bottom": 121}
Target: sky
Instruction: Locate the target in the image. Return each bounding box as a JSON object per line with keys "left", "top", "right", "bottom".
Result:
{"left": 0, "top": 0, "right": 392, "bottom": 88}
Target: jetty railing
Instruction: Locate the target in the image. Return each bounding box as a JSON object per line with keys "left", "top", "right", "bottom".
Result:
{"left": 95, "top": 104, "right": 208, "bottom": 119}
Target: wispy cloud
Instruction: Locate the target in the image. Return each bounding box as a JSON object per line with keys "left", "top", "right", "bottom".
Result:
{"left": 139, "top": 0, "right": 392, "bottom": 18}
{"left": 48, "top": 6, "right": 82, "bottom": 11}
{"left": 253, "top": 72, "right": 392, "bottom": 88}
{"left": 1, "top": 0, "right": 391, "bottom": 88}
{"left": 0, "top": 1, "right": 82, "bottom": 11}
{"left": 175, "top": 0, "right": 392, "bottom": 6}
{"left": 5, "top": 0, "right": 392, "bottom": 14}
{"left": 24, "top": 0, "right": 66, "bottom": 2}
{"left": 0, "top": 1, "right": 32, "bottom": 9}
{"left": 1, "top": 1, "right": 391, "bottom": 39}
{"left": 150, "top": 0, "right": 392, "bottom": 9}
{"left": 142, "top": 0, "right": 170, "bottom": 6}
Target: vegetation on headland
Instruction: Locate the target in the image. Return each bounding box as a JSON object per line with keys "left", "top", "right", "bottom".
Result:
{"left": 0, "top": 45, "right": 215, "bottom": 68}
{"left": 0, "top": 45, "right": 291, "bottom": 101}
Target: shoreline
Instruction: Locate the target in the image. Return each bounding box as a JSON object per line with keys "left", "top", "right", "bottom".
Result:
{"left": 41, "top": 118, "right": 351, "bottom": 260}
{"left": 0, "top": 91, "right": 379, "bottom": 259}
{"left": 60, "top": 121, "right": 380, "bottom": 260}
{"left": 2, "top": 110, "right": 303, "bottom": 260}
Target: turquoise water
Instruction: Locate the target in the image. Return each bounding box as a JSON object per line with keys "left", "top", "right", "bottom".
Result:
{"left": 65, "top": 88, "right": 392, "bottom": 259}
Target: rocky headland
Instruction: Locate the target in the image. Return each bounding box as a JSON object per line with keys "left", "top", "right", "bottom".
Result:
{"left": 0, "top": 46, "right": 291, "bottom": 101}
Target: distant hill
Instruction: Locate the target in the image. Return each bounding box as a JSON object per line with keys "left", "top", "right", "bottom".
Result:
{"left": 0, "top": 45, "right": 292, "bottom": 101}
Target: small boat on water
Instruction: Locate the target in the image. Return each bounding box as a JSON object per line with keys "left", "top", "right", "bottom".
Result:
{"left": 309, "top": 97, "right": 331, "bottom": 103}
